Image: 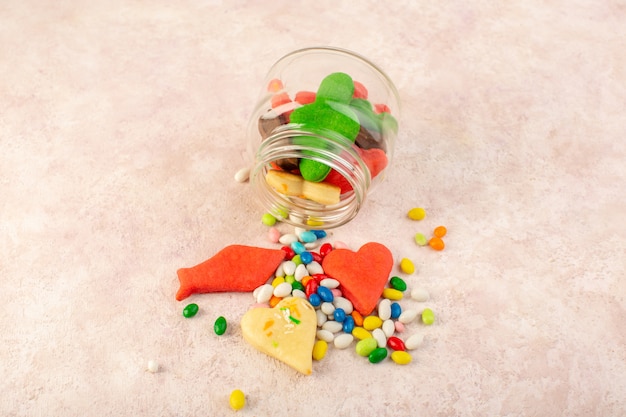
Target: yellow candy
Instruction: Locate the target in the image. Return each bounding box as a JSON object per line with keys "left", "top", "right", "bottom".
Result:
{"left": 363, "top": 316, "right": 383, "bottom": 330}
{"left": 408, "top": 207, "right": 426, "bottom": 220}
{"left": 391, "top": 351, "right": 412, "bottom": 365}
{"left": 271, "top": 276, "right": 285, "bottom": 287}
{"left": 229, "top": 389, "right": 246, "bottom": 410}
{"left": 383, "top": 288, "right": 404, "bottom": 301}
{"left": 351, "top": 326, "right": 372, "bottom": 340}
{"left": 312, "top": 339, "right": 328, "bottom": 361}
{"left": 399, "top": 258, "right": 415, "bottom": 274}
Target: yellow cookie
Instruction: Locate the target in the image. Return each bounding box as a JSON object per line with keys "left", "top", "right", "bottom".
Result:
{"left": 241, "top": 297, "right": 317, "bottom": 375}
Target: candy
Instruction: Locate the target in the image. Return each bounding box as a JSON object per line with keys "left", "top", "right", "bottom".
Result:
{"left": 398, "top": 309, "right": 418, "bottom": 324}
{"left": 363, "top": 315, "right": 383, "bottom": 330}
{"left": 274, "top": 282, "right": 293, "bottom": 298}
{"left": 391, "top": 351, "right": 412, "bottom": 365}
{"left": 271, "top": 91, "right": 292, "bottom": 108}
{"left": 320, "top": 302, "right": 335, "bottom": 315}
{"left": 316, "top": 72, "right": 355, "bottom": 104}
{"left": 299, "top": 230, "right": 317, "bottom": 243}
{"left": 279, "top": 234, "right": 299, "bottom": 245}
{"left": 176, "top": 245, "right": 286, "bottom": 301}
{"left": 355, "top": 337, "right": 378, "bottom": 357}
{"left": 319, "top": 242, "right": 333, "bottom": 257}
{"left": 214, "top": 316, "right": 227, "bottom": 335}
{"left": 316, "top": 309, "right": 328, "bottom": 326}
{"left": 322, "top": 321, "right": 343, "bottom": 333}
{"left": 353, "top": 80, "right": 368, "bottom": 99}
{"left": 265, "top": 170, "right": 303, "bottom": 197}
{"left": 295, "top": 90, "right": 316, "bottom": 105}
{"left": 261, "top": 213, "right": 277, "bottom": 226}
{"left": 229, "top": 389, "right": 246, "bottom": 411}
{"left": 301, "top": 179, "right": 341, "bottom": 206}
{"left": 399, "top": 258, "right": 415, "bottom": 274}
{"left": 267, "top": 78, "right": 284, "bottom": 92}
{"left": 386, "top": 336, "right": 406, "bottom": 351}
{"left": 390, "top": 302, "right": 402, "bottom": 319}
{"left": 372, "top": 328, "right": 387, "bottom": 348}
{"left": 351, "top": 311, "right": 364, "bottom": 326}
{"left": 333, "top": 296, "right": 353, "bottom": 315}
{"left": 394, "top": 321, "right": 406, "bottom": 333}
{"left": 382, "top": 319, "right": 395, "bottom": 337}
{"left": 389, "top": 276, "right": 407, "bottom": 292}
{"left": 317, "top": 286, "right": 334, "bottom": 303}
{"left": 183, "top": 303, "right": 199, "bottom": 318}
{"left": 333, "top": 333, "right": 354, "bottom": 349}
{"left": 414, "top": 233, "right": 428, "bottom": 246}
{"left": 299, "top": 158, "right": 332, "bottom": 183}
{"left": 316, "top": 329, "right": 334, "bottom": 343}
{"left": 241, "top": 297, "right": 317, "bottom": 375}
{"left": 433, "top": 225, "right": 447, "bottom": 237}
{"left": 368, "top": 347, "right": 388, "bottom": 364}
{"left": 377, "top": 298, "right": 392, "bottom": 321}
{"left": 234, "top": 166, "right": 250, "bottom": 183}
{"left": 421, "top": 308, "right": 435, "bottom": 325}
{"left": 322, "top": 242, "right": 394, "bottom": 315}
{"left": 312, "top": 339, "right": 328, "bottom": 361}
{"left": 320, "top": 278, "right": 340, "bottom": 289}
{"left": 300, "top": 251, "right": 313, "bottom": 264}
{"left": 404, "top": 333, "right": 424, "bottom": 350}
{"left": 268, "top": 227, "right": 281, "bottom": 243}
{"left": 342, "top": 316, "right": 355, "bottom": 333}
{"left": 410, "top": 287, "right": 430, "bottom": 302}
{"left": 308, "top": 293, "right": 321, "bottom": 307}
{"left": 306, "top": 261, "right": 324, "bottom": 275}
{"left": 428, "top": 237, "right": 445, "bottom": 251}
{"left": 408, "top": 207, "right": 426, "bottom": 220}
{"left": 382, "top": 288, "right": 403, "bottom": 300}
{"left": 147, "top": 360, "right": 159, "bottom": 373}
{"left": 333, "top": 308, "right": 346, "bottom": 323}
{"left": 291, "top": 241, "right": 306, "bottom": 255}
{"left": 352, "top": 327, "right": 372, "bottom": 340}
{"left": 312, "top": 230, "right": 327, "bottom": 239}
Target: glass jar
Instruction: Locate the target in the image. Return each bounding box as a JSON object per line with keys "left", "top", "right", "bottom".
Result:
{"left": 246, "top": 46, "right": 400, "bottom": 229}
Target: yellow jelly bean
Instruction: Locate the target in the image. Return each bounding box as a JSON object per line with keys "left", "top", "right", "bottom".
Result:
{"left": 408, "top": 207, "right": 426, "bottom": 220}
{"left": 229, "top": 389, "right": 246, "bottom": 410}
{"left": 312, "top": 339, "right": 328, "bottom": 361}
{"left": 400, "top": 258, "right": 415, "bottom": 274}
{"left": 391, "top": 351, "right": 412, "bottom": 365}
{"left": 351, "top": 326, "right": 372, "bottom": 340}
{"left": 383, "top": 288, "right": 404, "bottom": 301}
{"left": 363, "top": 316, "right": 383, "bottom": 330}
{"left": 271, "top": 276, "right": 285, "bottom": 287}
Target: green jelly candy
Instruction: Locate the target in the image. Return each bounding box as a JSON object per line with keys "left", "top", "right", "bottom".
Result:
{"left": 261, "top": 213, "right": 277, "bottom": 226}
{"left": 389, "top": 276, "right": 407, "bottom": 292}
{"left": 414, "top": 233, "right": 428, "bottom": 246}
{"left": 368, "top": 347, "right": 388, "bottom": 364}
{"left": 214, "top": 316, "right": 227, "bottom": 335}
{"left": 421, "top": 308, "right": 435, "bottom": 325}
{"left": 299, "top": 158, "right": 331, "bottom": 182}
{"left": 291, "top": 281, "right": 304, "bottom": 292}
{"left": 183, "top": 303, "right": 199, "bottom": 318}
{"left": 291, "top": 102, "right": 360, "bottom": 141}
{"left": 316, "top": 72, "right": 354, "bottom": 104}
{"left": 355, "top": 337, "right": 378, "bottom": 357}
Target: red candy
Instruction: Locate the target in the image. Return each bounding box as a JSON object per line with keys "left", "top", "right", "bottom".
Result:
{"left": 386, "top": 336, "right": 406, "bottom": 351}
{"left": 353, "top": 80, "right": 368, "bottom": 99}
{"left": 311, "top": 252, "right": 323, "bottom": 263}
{"left": 319, "top": 242, "right": 333, "bottom": 258}
{"left": 305, "top": 278, "right": 319, "bottom": 298}
{"left": 294, "top": 91, "right": 316, "bottom": 105}
{"left": 281, "top": 245, "right": 295, "bottom": 260}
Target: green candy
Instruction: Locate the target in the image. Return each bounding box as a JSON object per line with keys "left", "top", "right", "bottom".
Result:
{"left": 421, "top": 308, "right": 435, "bottom": 325}
{"left": 389, "top": 276, "right": 407, "bottom": 292}
{"left": 214, "top": 316, "right": 227, "bottom": 335}
{"left": 368, "top": 347, "right": 388, "bottom": 364}
{"left": 182, "top": 303, "right": 199, "bottom": 318}
{"left": 316, "top": 72, "right": 355, "bottom": 104}
{"left": 291, "top": 281, "right": 304, "bottom": 292}
{"left": 299, "top": 158, "right": 331, "bottom": 182}
{"left": 355, "top": 337, "right": 378, "bottom": 357}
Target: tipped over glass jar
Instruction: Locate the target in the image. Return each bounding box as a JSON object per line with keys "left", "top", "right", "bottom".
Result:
{"left": 246, "top": 47, "right": 400, "bottom": 229}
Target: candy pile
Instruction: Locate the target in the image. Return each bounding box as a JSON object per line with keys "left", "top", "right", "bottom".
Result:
{"left": 408, "top": 207, "right": 447, "bottom": 251}
{"left": 258, "top": 73, "right": 397, "bottom": 206}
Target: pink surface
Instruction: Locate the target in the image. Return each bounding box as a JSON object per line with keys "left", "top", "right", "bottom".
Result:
{"left": 1, "top": 1, "right": 625, "bottom": 416}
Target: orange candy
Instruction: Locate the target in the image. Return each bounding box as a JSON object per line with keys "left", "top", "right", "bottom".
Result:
{"left": 433, "top": 226, "right": 447, "bottom": 238}
{"left": 428, "top": 237, "right": 445, "bottom": 251}
{"left": 351, "top": 310, "right": 364, "bottom": 327}
{"left": 269, "top": 295, "right": 282, "bottom": 307}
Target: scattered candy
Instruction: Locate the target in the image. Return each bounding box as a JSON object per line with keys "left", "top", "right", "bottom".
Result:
{"left": 391, "top": 350, "right": 412, "bottom": 365}
{"left": 229, "top": 389, "right": 246, "bottom": 411}
{"left": 334, "top": 333, "right": 354, "bottom": 349}
{"left": 147, "top": 360, "right": 159, "bottom": 373}
{"left": 414, "top": 233, "right": 428, "bottom": 246}
{"left": 176, "top": 245, "right": 286, "bottom": 301}
{"left": 262, "top": 213, "right": 277, "bottom": 226}
{"left": 355, "top": 337, "right": 378, "bottom": 357}
{"left": 408, "top": 207, "right": 426, "bottom": 220}
{"left": 399, "top": 258, "right": 415, "bottom": 274}
{"left": 404, "top": 333, "right": 425, "bottom": 350}
{"left": 382, "top": 288, "right": 403, "bottom": 300}
{"left": 368, "top": 347, "right": 388, "bottom": 363}
{"left": 411, "top": 287, "right": 430, "bottom": 302}
{"left": 312, "top": 339, "right": 328, "bottom": 360}
{"left": 182, "top": 303, "right": 199, "bottom": 318}
{"left": 267, "top": 227, "right": 281, "bottom": 243}
{"left": 389, "top": 276, "right": 407, "bottom": 292}
{"left": 433, "top": 225, "right": 447, "bottom": 238}
{"left": 421, "top": 308, "right": 435, "bottom": 325}
{"left": 214, "top": 316, "right": 227, "bottom": 335}
{"left": 234, "top": 166, "right": 250, "bottom": 183}
{"left": 429, "top": 237, "right": 445, "bottom": 251}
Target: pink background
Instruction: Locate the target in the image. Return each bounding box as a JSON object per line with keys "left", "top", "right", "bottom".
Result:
{"left": 1, "top": 1, "right": 625, "bottom": 416}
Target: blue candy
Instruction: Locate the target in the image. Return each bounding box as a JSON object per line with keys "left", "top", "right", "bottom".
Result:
{"left": 300, "top": 251, "right": 313, "bottom": 264}
{"left": 317, "top": 286, "right": 334, "bottom": 303}
{"left": 299, "top": 231, "right": 317, "bottom": 243}
{"left": 312, "top": 230, "right": 327, "bottom": 239}
{"left": 333, "top": 308, "right": 346, "bottom": 323}
{"left": 390, "top": 302, "right": 402, "bottom": 319}
{"left": 291, "top": 241, "right": 306, "bottom": 255}
{"left": 342, "top": 315, "right": 355, "bottom": 333}
{"left": 308, "top": 293, "right": 321, "bottom": 307}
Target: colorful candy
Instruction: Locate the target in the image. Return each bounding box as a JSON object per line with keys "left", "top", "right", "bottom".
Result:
{"left": 399, "top": 258, "right": 415, "bottom": 274}
{"left": 147, "top": 360, "right": 159, "bottom": 373}
{"left": 229, "top": 389, "right": 246, "bottom": 410}
{"left": 389, "top": 276, "right": 407, "bottom": 292}
{"left": 421, "top": 308, "right": 435, "bottom": 325}
{"left": 214, "top": 316, "right": 227, "bottom": 335}
{"left": 428, "top": 237, "right": 445, "bottom": 251}
{"left": 183, "top": 303, "right": 199, "bottom": 318}
{"left": 433, "top": 225, "right": 447, "bottom": 238}
{"left": 391, "top": 351, "right": 412, "bottom": 365}
{"left": 312, "top": 339, "right": 328, "bottom": 360}
{"left": 355, "top": 337, "right": 378, "bottom": 357}
{"left": 407, "top": 207, "right": 426, "bottom": 220}
{"left": 368, "top": 347, "right": 388, "bottom": 363}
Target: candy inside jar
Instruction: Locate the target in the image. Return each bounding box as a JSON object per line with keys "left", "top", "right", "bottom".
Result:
{"left": 247, "top": 47, "right": 400, "bottom": 229}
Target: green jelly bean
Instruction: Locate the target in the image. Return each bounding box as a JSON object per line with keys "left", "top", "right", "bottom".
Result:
{"left": 299, "top": 158, "right": 331, "bottom": 182}
{"left": 414, "top": 233, "right": 428, "bottom": 246}
{"left": 368, "top": 347, "right": 388, "bottom": 364}
{"left": 421, "top": 308, "right": 435, "bottom": 325}
{"left": 261, "top": 213, "right": 277, "bottom": 226}
{"left": 214, "top": 316, "right": 227, "bottom": 335}
{"left": 316, "top": 72, "right": 354, "bottom": 104}
{"left": 291, "top": 281, "right": 304, "bottom": 292}
{"left": 355, "top": 337, "right": 378, "bottom": 357}
{"left": 285, "top": 275, "right": 295, "bottom": 285}
{"left": 389, "top": 276, "right": 407, "bottom": 292}
{"left": 182, "top": 303, "right": 199, "bottom": 318}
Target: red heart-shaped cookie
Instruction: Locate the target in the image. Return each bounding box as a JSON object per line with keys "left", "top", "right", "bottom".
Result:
{"left": 322, "top": 242, "right": 393, "bottom": 315}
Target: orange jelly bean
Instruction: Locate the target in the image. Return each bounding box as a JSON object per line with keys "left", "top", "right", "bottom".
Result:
{"left": 351, "top": 310, "right": 364, "bottom": 327}
{"left": 433, "top": 225, "right": 447, "bottom": 238}
{"left": 268, "top": 295, "right": 282, "bottom": 307}
{"left": 429, "top": 236, "right": 445, "bottom": 251}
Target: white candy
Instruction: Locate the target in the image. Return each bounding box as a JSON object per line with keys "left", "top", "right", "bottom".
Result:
{"left": 405, "top": 333, "right": 425, "bottom": 350}
{"left": 282, "top": 260, "right": 296, "bottom": 276}
{"left": 377, "top": 298, "right": 392, "bottom": 321}
{"left": 382, "top": 319, "right": 395, "bottom": 337}
{"left": 147, "top": 360, "right": 159, "bottom": 373}
{"left": 316, "top": 329, "right": 334, "bottom": 343}
{"left": 234, "top": 167, "right": 250, "bottom": 183}
{"left": 320, "top": 278, "right": 340, "bottom": 289}
{"left": 292, "top": 289, "right": 306, "bottom": 299}
{"left": 274, "top": 264, "right": 284, "bottom": 277}
{"left": 255, "top": 284, "right": 274, "bottom": 304}
{"left": 279, "top": 234, "right": 299, "bottom": 245}
{"left": 294, "top": 264, "right": 309, "bottom": 281}
{"left": 322, "top": 321, "right": 343, "bottom": 333}
{"left": 316, "top": 310, "right": 328, "bottom": 327}
{"left": 333, "top": 296, "right": 353, "bottom": 314}
{"left": 273, "top": 282, "right": 293, "bottom": 298}
{"left": 294, "top": 227, "right": 307, "bottom": 239}
{"left": 411, "top": 287, "right": 430, "bottom": 302}
{"left": 372, "top": 328, "right": 387, "bottom": 348}
{"left": 398, "top": 309, "right": 419, "bottom": 324}
{"left": 304, "top": 241, "right": 320, "bottom": 250}
{"left": 320, "top": 302, "right": 335, "bottom": 315}
{"left": 333, "top": 333, "right": 354, "bottom": 349}
{"left": 305, "top": 261, "right": 324, "bottom": 275}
